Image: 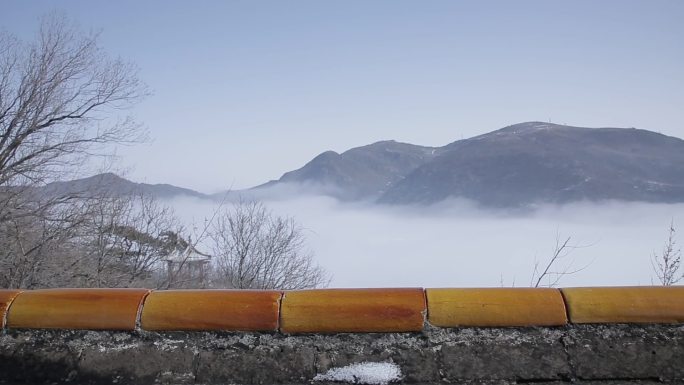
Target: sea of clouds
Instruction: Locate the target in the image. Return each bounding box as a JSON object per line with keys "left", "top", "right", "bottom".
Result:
{"left": 166, "top": 192, "right": 683, "bottom": 288}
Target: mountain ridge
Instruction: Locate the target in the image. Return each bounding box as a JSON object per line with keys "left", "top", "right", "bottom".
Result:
{"left": 260, "top": 121, "right": 684, "bottom": 207}
{"left": 32, "top": 122, "right": 684, "bottom": 207}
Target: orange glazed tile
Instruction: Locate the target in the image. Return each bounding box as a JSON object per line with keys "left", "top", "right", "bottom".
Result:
{"left": 141, "top": 290, "right": 282, "bottom": 331}
{"left": 0, "top": 290, "right": 22, "bottom": 328}
{"left": 426, "top": 288, "right": 567, "bottom": 327}
{"left": 7, "top": 288, "right": 149, "bottom": 330}
{"left": 280, "top": 288, "right": 426, "bottom": 334}
{"left": 561, "top": 286, "right": 684, "bottom": 324}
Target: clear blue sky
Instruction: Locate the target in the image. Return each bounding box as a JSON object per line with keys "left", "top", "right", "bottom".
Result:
{"left": 2, "top": 1, "right": 683, "bottom": 192}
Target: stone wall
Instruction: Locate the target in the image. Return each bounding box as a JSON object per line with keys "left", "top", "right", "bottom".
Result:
{"left": 0, "top": 287, "right": 683, "bottom": 384}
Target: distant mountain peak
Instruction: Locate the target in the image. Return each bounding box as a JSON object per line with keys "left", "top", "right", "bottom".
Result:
{"left": 503, "top": 121, "right": 563, "bottom": 130}
{"left": 484, "top": 121, "right": 574, "bottom": 136}
{"left": 40, "top": 173, "right": 207, "bottom": 200}
{"left": 255, "top": 139, "right": 441, "bottom": 200}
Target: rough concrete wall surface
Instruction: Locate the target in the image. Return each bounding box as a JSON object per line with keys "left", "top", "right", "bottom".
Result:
{"left": 1, "top": 324, "right": 683, "bottom": 384}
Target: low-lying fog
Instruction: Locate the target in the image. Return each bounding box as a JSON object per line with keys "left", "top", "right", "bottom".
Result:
{"left": 166, "top": 194, "right": 683, "bottom": 288}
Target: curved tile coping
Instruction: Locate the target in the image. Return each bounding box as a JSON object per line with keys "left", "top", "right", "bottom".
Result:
{"left": 7, "top": 288, "right": 150, "bottom": 330}
{"left": 1, "top": 286, "right": 683, "bottom": 332}
{"left": 561, "top": 286, "right": 684, "bottom": 324}
{"left": 280, "top": 288, "right": 426, "bottom": 333}
{"left": 0, "top": 290, "right": 22, "bottom": 328}
{"left": 427, "top": 288, "right": 567, "bottom": 327}
{"left": 141, "top": 290, "right": 282, "bottom": 331}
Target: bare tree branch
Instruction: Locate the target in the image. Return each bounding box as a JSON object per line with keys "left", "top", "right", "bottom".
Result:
{"left": 530, "top": 232, "right": 591, "bottom": 288}
{"left": 652, "top": 220, "right": 681, "bottom": 286}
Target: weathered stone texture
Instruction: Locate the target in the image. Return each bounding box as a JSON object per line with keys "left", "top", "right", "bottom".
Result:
{"left": 433, "top": 327, "right": 571, "bottom": 382}
{"left": 1, "top": 325, "right": 683, "bottom": 384}
{"left": 564, "top": 324, "right": 684, "bottom": 380}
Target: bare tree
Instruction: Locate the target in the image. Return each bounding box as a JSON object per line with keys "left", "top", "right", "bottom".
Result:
{"left": 0, "top": 13, "right": 146, "bottom": 240}
{"left": 0, "top": 15, "right": 147, "bottom": 289}
{"left": 209, "top": 200, "right": 329, "bottom": 290}
{"left": 0, "top": 196, "right": 87, "bottom": 288}
{"left": 0, "top": 190, "right": 184, "bottom": 289}
{"left": 0, "top": 15, "right": 146, "bottom": 189}
{"left": 78, "top": 192, "right": 184, "bottom": 288}
{"left": 652, "top": 220, "right": 681, "bottom": 286}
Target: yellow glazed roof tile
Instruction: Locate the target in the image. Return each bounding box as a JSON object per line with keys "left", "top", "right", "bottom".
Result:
{"left": 280, "top": 288, "right": 426, "bottom": 334}
{"left": 426, "top": 288, "right": 567, "bottom": 327}
{"left": 0, "top": 290, "right": 22, "bottom": 328}
{"left": 141, "top": 290, "right": 282, "bottom": 331}
{"left": 6, "top": 288, "right": 150, "bottom": 330}
{"left": 561, "top": 286, "right": 684, "bottom": 324}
